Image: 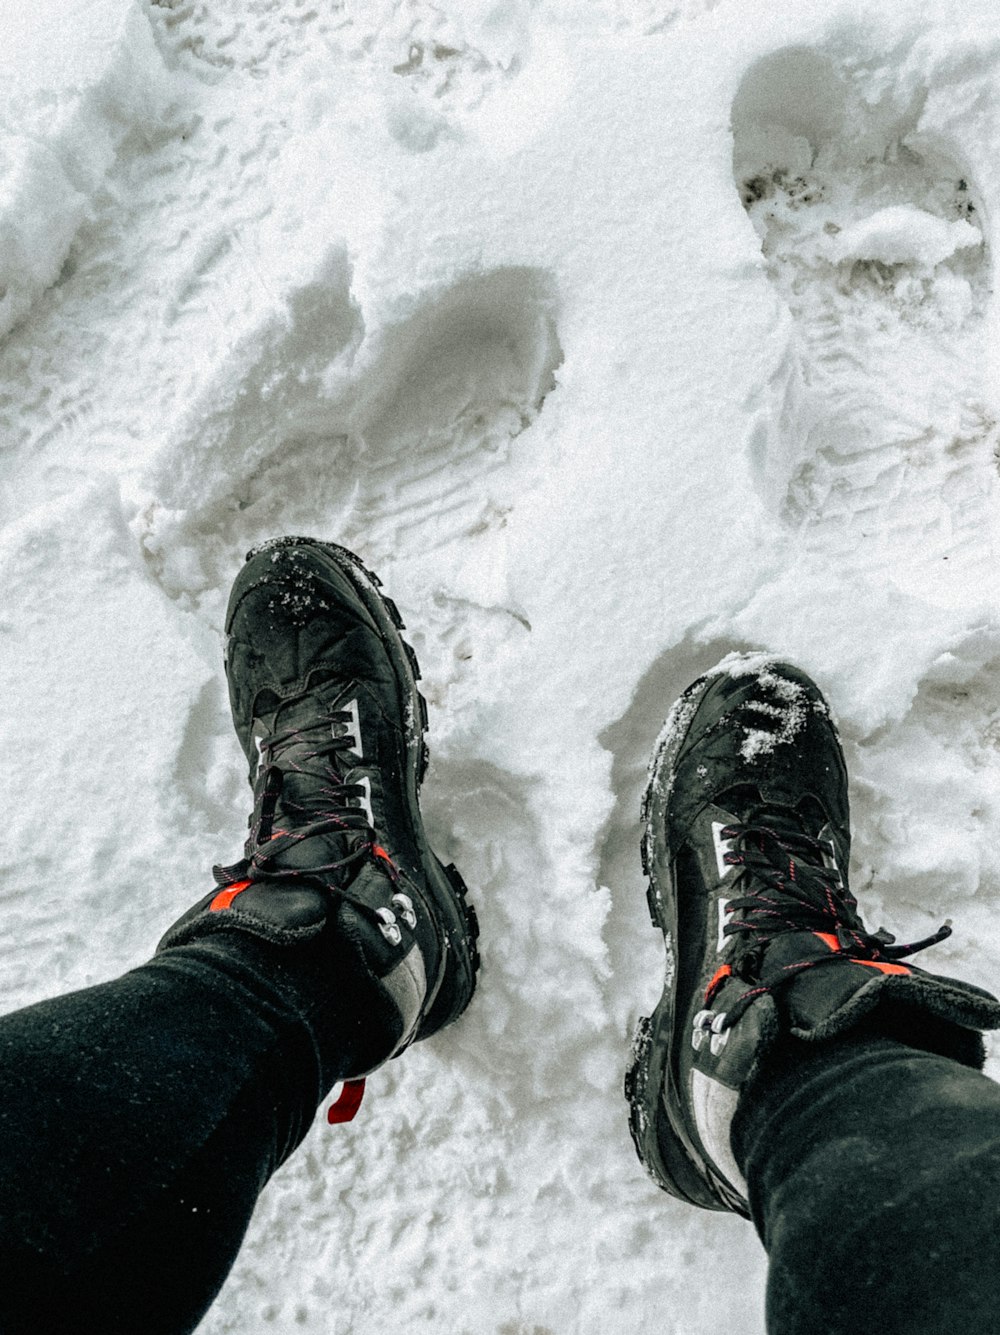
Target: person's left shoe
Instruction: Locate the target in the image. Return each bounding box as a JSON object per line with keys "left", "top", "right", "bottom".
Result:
{"left": 625, "top": 654, "right": 1000, "bottom": 1216}
{"left": 159, "top": 537, "right": 480, "bottom": 1072}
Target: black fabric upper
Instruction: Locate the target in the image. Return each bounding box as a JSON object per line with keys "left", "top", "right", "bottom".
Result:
{"left": 160, "top": 538, "right": 480, "bottom": 1061}
{"left": 666, "top": 661, "right": 849, "bottom": 855}
{"left": 222, "top": 541, "right": 425, "bottom": 893}
{"left": 635, "top": 655, "right": 1000, "bottom": 1217}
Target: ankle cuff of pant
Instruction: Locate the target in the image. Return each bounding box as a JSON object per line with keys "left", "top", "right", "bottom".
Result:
{"left": 730, "top": 1008, "right": 986, "bottom": 1190}
{"left": 159, "top": 925, "right": 404, "bottom": 1085}
{"left": 852, "top": 996, "right": 988, "bottom": 1068}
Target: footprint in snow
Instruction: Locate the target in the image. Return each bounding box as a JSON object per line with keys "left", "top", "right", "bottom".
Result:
{"left": 731, "top": 46, "right": 1000, "bottom": 607}
{"left": 138, "top": 262, "right": 562, "bottom": 606}
{"left": 146, "top": 262, "right": 561, "bottom": 850}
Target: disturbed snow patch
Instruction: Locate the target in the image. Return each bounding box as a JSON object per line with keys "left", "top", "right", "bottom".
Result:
{"left": 733, "top": 43, "right": 1000, "bottom": 608}
{"left": 136, "top": 262, "right": 562, "bottom": 611}
{"left": 0, "top": 0, "right": 175, "bottom": 340}
{"left": 822, "top": 204, "right": 981, "bottom": 267}
{"left": 5, "top": 3, "right": 1000, "bottom": 1334}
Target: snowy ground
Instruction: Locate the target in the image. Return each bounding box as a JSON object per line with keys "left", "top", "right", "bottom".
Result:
{"left": 2, "top": 0, "right": 999, "bottom": 1331}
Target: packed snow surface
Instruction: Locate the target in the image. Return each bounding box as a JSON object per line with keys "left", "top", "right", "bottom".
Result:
{"left": 3, "top": 1, "right": 1000, "bottom": 1331}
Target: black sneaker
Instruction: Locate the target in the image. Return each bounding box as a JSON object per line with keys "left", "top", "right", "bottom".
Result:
{"left": 625, "top": 654, "right": 1000, "bottom": 1216}
{"left": 160, "top": 537, "right": 479, "bottom": 1063}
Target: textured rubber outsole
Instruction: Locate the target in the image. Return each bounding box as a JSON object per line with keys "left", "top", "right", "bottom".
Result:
{"left": 243, "top": 536, "right": 481, "bottom": 1040}
{"left": 625, "top": 669, "right": 726, "bottom": 1207}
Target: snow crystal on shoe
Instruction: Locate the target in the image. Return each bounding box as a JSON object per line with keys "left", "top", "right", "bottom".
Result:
{"left": 739, "top": 706, "right": 807, "bottom": 761}
{"left": 738, "top": 673, "right": 809, "bottom": 761}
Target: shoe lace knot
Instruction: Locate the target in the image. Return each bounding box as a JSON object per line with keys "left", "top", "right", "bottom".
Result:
{"left": 711, "top": 809, "right": 951, "bottom": 1025}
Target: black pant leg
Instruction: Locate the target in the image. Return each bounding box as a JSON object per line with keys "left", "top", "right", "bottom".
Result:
{"left": 732, "top": 1035, "right": 1000, "bottom": 1335}
{"left": 0, "top": 925, "right": 397, "bottom": 1334}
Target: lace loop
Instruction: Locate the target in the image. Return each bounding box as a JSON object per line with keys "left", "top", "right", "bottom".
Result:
{"left": 233, "top": 707, "right": 382, "bottom": 888}
{"left": 715, "top": 810, "right": 951, "bottom": 1028}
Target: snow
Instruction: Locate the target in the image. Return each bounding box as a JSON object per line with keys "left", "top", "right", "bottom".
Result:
{"left": 823, "top": 204, "right": 982, "bottom": 267}
{"left": 0, "top": 0, "right": 172, "bottom": 342}
{"left": 3, "top": 0, "right": 1000, "bottom": 1331}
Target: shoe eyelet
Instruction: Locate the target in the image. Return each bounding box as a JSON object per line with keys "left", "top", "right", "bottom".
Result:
{"left": 391, "top": 893, "right": 417, "bottom": 929}
{"left": 710, "top": 1028, "right": 730, "bottom": 1057}
{"left": 691, "top": 1010, "right": 713, "bottom": 1052}
{"left": 375, "top": 907, "right": 402, "bottom": 946}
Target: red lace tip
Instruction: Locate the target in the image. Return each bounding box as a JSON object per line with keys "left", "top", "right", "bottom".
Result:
{"left": 327, "top": 1078, "right": 366, "bottom": 1124}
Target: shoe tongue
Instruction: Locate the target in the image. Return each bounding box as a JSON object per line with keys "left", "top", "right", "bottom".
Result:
{"left": 260, "top": 769, "right": 362, "bottom": 885}
{"left": 744, "top": 800, "right": 817, "bottom": 845}
{"left": 250, "top": 679, "right": 357, "bottom": 771}
{"left": 759, "top": 812, "right": 803, "bottom": 843}
{"left": 270, "top": 676, "right": 355, "bottom": 730}
{"left": 278, "top": 767, "right": 339, "bottom": 815}
{"left": 263, "top": 827, "right": 358, "bottom": 883}
{"left": 765, "top": 929, "right": 839, "bottom": 970}
{"left": 251, "top": 681, "right": 363, "bottom": 841}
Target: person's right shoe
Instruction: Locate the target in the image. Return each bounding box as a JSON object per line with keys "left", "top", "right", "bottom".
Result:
{"left": 159, "top": 537, "right": 480, "bottom": 1080}
{"left": 625, "top": 653, "right": 1000, "bottom": 1217}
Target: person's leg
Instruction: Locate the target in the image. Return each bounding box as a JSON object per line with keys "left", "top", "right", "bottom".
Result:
{"left": 0, "top": 538, "right": 479, "bottom": 1333}
{"left": 625, "top": 654, "right": 1000, "bottom": 1331}
{"left": 733, "top": 1032, "right": 1000, "bottom": 1335}
{"left": 0, "top": 928, "right": 397, "bottom": 1334}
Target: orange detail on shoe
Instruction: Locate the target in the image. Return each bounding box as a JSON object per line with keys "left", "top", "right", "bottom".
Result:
{"left": 209, "top": 880, "right": 253, "bottom": 912}
{"left": 372, "top": 844, "right": 395, "bottom": 868}
{"left": 814, "top": 932, "right": 841, "bottom": 953}
{"left": 327, "top": 1078, "right": 366, "bottom": 1124}
{"left": 812, "top": 931, "right": 911, "bottom": 975}
{"left": 856, "top": 960, "right": 912, "bottom": 976}
{"left": 705, "top": 964, "right": 733, "bottom": 1004}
